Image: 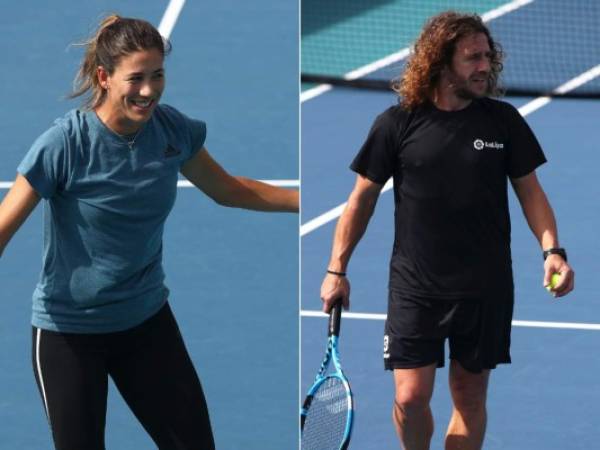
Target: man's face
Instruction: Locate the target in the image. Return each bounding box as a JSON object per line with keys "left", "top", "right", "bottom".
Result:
{"left": 446, "top": 32, "right": 492, "bottom": 100}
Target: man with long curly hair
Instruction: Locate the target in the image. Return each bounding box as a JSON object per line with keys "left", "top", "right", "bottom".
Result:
{"left": 320, "top": 11, "right": 574, "bottom": 450}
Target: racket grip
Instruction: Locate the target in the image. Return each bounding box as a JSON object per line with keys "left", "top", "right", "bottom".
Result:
{"left": 328, "top": 299, "right": 343, "bottom": 337}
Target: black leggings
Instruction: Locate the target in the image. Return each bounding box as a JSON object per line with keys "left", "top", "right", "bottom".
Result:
{"left": 31, "top": 303, "right": 215, "bottom": 450}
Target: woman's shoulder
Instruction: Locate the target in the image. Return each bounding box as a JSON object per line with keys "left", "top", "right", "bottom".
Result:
{"left": 32, "top": 111, "right": 76, "bottom": 148}
{"left": 43, "top": 109, "right": 88, "bottom": 143}
{"left": 153, "top": 104, "right": 206, "bottom": 136}
{"left": 34, "top": 109, "right": 98, "bottom": 154}
{"left": 154, "top": 103, "right": 184, "bottom": 122}
{"left": 154, "top": 104, "right": 206, "bottom": 125}
{"left": 153, "top": 104, "right": 207, "bottom": 152}
{"left": 53, "top": 108, "right": 85, "bottom": 130}
{"left": 153, "top": 103, "right": 192, "bottom": 123}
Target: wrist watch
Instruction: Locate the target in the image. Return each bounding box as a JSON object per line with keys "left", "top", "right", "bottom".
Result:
{"left": 543, "top": 247, "right": 567, "bottom": 262}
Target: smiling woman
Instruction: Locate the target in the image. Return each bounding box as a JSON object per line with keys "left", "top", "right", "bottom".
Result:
{"left": 70, "top": 16, "right": 169, "bottom": 114}
{"left": 95, "top": 48, "right": 165, "bottom": 134}
{"left": 0, "top": 13, "right": 298, "bottom": 450}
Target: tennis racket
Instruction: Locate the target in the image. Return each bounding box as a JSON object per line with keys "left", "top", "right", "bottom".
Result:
{"left": 301, "top": 299, "right": 354, "bottom": 450}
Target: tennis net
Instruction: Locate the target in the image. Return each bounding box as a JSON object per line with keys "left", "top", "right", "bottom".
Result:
{"left": 302, "top": 0, "right": 600, "bottom": 98}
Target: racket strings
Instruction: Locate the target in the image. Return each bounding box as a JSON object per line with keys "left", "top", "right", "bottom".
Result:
{"left": 302, "top": 377, "right": 350, "bottom": 450}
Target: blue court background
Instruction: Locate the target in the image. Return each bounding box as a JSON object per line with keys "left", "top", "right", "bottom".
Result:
{"left": 301, "top": 2, "right": 600, "bottom": 449}
{"left": 0, "top": 1, "right": 298, "bottom": 449}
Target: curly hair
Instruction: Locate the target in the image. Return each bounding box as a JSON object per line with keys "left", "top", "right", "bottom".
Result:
{"left": 393, "top": 11, "right": 504, "bottom": 110}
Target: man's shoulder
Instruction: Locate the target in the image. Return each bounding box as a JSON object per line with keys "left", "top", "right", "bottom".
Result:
{"left": 379, "top": 104, "right": 412, "bottom": 119}
{"left": 375, "top": 104, "right": 413, "bottom": 130}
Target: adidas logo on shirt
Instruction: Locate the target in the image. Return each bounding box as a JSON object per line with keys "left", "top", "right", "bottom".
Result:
{"left": 164, "top": 144, "right": 182, "bottom": 158}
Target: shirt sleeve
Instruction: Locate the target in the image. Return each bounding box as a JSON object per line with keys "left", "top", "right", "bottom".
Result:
{"left": 17, "top": 124, "right": 68, "bottom": 199}
{"left": 349, "top": 108, "right": 399, "bottom": 184}
{"left": 183, "top": 114, "right": 207, "bottom": 162}
{"left": 159, "top": 104, "right": 207, "bottom": 166}
{"left": 503, "top": 103, "right": 547, "bottom": 178}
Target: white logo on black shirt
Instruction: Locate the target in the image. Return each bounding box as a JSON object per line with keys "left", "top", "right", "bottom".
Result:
{"left": 383, "top": 335, "right": 390, "bottom": 359}
{"left": 473, "top": 139, "right": 504, "bottom": 150}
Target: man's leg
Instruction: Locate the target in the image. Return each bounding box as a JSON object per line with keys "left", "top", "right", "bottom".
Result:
{"left": 392, "top": 363, "right": 437, "bottom": 450}
{"left": 445, "top": 360, "right": 490, "bottom": 450}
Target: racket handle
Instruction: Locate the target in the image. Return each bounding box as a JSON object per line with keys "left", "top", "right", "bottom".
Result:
{"left": 328, "top": 299, "right": 343, "bottom": 337}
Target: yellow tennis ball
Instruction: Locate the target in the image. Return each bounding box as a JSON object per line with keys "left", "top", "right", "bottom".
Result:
{"left": 546, "top": 273, "right": 561, "bottom": 291}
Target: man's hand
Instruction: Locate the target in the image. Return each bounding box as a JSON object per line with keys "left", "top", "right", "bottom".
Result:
{"left": 543, "top": 255, "right": 574, "bottom": 298}
{"left": 320, "top": 273, "right": 350, "bottom": 313}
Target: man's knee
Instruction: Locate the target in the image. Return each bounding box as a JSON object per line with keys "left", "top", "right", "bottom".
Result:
{"left": 393, "top": 365, "right": 436, "bottom": 418}
{"left": 394, "top": 387, "right": 432, "bottom": 417}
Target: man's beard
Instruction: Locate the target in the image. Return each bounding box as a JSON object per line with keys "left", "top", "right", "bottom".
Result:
{"left": 448, "top": 70, "right": 489, "bottom": 100}
{"left": 455, "top": 84, "right": 481, "bottom": 100}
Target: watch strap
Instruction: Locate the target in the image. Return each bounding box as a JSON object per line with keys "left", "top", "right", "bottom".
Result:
{"left": 543, "top": 247, "right": 567, "bottom": 262}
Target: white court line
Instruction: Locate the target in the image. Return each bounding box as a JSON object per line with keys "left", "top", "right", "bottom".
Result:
{"left": 0, "top": 180, "right": 299, "bottom": 190}
{"left": 301, "top": 310, "right": 600, "bottom": 331}
{"left": 518, "top": 64, "right": 600, "bottom": 116}
{"left": 300, "top": 0, "right": 534, "bottom": 103}
{"left": 302, "top": 84, "right": 334, "bottom": 102}
{"left": 178, "top": 179, "right": 299, "bottom": 188}
{"left": 480, "top": 0, "right": 534, "bottom": 21}
{"left": 301, "top": 64, "right": 600, "bottom": 237}
{"left": 300, "top": 178, "right": 392, "bottom": 236}
{"left": 158, "top": 0, "right": 186, "bottom": 38}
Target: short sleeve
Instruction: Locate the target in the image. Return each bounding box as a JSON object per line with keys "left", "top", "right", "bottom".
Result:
{"left": 183, "top": 115, "right": 207, "bottom": 160}
{"left": 158, "top": 104, "right": 207, "bottom": 165}
{"left": 350, "top": 108, "right": 400, "bottom": 184}
{"left": 503, "top": 103, "right": 546, "bottom": 178}
{"left": 17, "top": 125, "right": 68, "bottom": 199}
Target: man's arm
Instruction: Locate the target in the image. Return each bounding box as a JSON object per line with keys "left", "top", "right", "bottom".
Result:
{"left": 511, "top": 171, "right": 574, "bottom": 297}
{"left": 0, "top": 175, "right": 41, "bottom": 257}
{"left": 181, "top": 148, "right": 298, "bottom": 213}
{"left": 320, "top": 175, "right": 384, "bottom": 312}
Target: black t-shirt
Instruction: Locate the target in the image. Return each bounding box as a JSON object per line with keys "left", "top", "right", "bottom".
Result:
{"left": 350, "top": 98, "right": 546, "bottom": 298}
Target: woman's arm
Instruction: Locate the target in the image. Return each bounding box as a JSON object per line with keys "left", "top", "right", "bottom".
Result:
{"left": 0, "top": 175, "right": 41, "bottom": 256}
{"left": 180, "top": 148, "right": 298, "bottom": 212}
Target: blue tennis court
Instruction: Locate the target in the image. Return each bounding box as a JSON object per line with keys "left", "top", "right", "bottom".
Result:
{"left": 0, "top": 1, "right": 298, "bottom": 449}
{"left": 301, "top": 1, "right": 600, "bottom": 449}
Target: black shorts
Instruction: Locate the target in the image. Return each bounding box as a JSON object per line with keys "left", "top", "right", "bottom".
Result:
{"left": 383, "top": 289, "right": 513, "bottom": 373}
{"left": 32, "top": 302, "right": 215, "bottom": 450}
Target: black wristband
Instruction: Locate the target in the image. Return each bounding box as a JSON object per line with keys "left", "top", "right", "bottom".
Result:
{"left": 327, "top": 269, "right": 347, "bottom": 277}
{"left": 543, "top": 247, "right": 567, "bottom": 262}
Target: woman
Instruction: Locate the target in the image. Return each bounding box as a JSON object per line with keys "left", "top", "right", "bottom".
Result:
{"left": 0, "top": 15, "right": 297, "bottom": 450}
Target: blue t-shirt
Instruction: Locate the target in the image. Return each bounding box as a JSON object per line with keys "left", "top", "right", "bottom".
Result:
{"left": 18, "top": 104, "right": 206, "bottom": 333}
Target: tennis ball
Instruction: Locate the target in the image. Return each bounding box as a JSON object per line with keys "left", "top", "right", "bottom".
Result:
{"left": 545, "top": 273, "right": 561, "bottom": 291}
